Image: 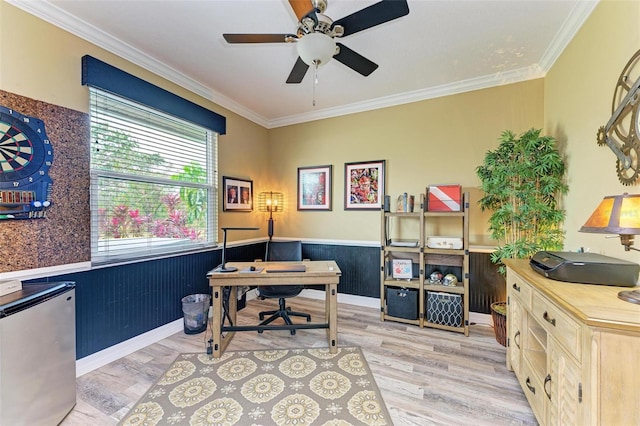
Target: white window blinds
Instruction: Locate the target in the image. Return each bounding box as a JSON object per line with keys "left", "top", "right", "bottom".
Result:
{"left": 89, "top": 88, "right": 218, "bottom": 264}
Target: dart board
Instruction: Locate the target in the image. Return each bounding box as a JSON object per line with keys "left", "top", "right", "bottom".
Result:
{"left": 0, "top": 105, "right": 53, "bottom": 219}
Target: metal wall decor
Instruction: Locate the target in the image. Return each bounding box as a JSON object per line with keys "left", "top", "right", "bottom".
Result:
{"left": 597, "top": 49, "right": 640, "bottom": 185}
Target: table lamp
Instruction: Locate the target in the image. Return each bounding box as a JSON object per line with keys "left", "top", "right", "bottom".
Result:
{"left": 579, "top": 193, "right": 640, "bottom": 304}
{"left": 215, "top": 227, "right": 259, "bottom": 272}
{"left": 258, "top": 191, "right": 284, "bottom": 241}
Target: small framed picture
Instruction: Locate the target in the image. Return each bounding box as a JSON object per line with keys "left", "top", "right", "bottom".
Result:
{"left": 298, "top": 165, "right": 332, "bottom": 210}
{"left": 223, "top": 176, "right": 253, "bottom": 211}
{"left": 345, "top": 160, "right": 385, "bottom": 210}
{"left": 392, "top": 259, "right": 413, "bottom": 280}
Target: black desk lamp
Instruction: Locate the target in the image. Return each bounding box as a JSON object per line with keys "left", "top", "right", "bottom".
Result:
{"left": 215, "top": 227, "right": 259, "bottom": 272}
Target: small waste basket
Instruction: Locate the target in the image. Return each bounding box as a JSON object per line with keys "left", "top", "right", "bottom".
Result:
{"left": 181, "top": 294, "right": 210, "bottom": 334}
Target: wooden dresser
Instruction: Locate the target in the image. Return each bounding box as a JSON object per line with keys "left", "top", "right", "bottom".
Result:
{"left": 504, "top": 259, "right": 640, "bottom": 425}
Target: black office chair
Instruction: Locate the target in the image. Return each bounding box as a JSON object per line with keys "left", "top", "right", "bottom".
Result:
{"left": 256, "top": 241, "right": 311, "bottom": 335}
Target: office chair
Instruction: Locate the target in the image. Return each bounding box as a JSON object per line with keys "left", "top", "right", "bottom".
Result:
{"left": 256, "top": 240, "right": 311, "bottom": 335}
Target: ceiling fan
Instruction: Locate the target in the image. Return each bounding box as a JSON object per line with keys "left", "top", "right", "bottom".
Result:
{"left": 223, "top": 0, "right": 410, "bottom": 84}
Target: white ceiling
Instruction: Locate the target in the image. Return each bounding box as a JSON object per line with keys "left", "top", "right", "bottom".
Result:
{"left": 9, "top": 0, "right": 597, "bottom": 128}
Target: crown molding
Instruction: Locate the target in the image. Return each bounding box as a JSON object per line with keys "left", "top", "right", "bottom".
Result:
{"left": 8, "top": 0, "right": 598, "bottom": 130}
{"left": 267, "top": 65, "right": 545, "bottom": 128}
{"left": 270, "top": 0, "right": 599, "bottom": 129}
{"left": 6, "top": 0, "right": 271, "bottom": 128}
{"left": 538, "top": 0, "right": 599, "bottom": 72}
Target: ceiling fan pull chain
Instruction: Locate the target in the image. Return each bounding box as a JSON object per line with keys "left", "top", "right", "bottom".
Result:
{"left": 313, "top": 61, "right": 319, "bottom": 106}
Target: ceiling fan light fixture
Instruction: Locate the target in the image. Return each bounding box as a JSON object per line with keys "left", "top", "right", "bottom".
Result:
{"left": 297, "top": 33, "right": 336, "bottom": 67}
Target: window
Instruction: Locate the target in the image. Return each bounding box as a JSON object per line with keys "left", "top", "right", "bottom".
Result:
{"left": 89, "top": 88, "right": 218, "bottom": 264}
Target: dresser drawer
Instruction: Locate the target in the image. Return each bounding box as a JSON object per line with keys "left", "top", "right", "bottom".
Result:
{"left": 520, "top": 356, "right": 547, "bottom": 422}
{"left": 532, "top": 292, "right": 582, "bottom": 361}
{"left": 508, "top": 271, "right": 533, "bottom": 310}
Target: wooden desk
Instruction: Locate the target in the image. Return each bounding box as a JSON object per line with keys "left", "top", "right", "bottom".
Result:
{"left": 207, "top": 260, "right": 341, "bottom": 358}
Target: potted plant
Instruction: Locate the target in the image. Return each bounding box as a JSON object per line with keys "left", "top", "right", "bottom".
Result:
{"left": 476, "top": 128, "right": 568, "bottom": 345}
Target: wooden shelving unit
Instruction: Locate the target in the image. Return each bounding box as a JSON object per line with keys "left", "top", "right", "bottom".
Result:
{"left": 380, "top": 192, "right": 469, "bottom": 335}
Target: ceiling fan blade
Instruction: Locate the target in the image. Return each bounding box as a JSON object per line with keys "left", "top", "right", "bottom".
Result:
{"left": 333, "top": 0, "right": 410, "bottom": 37}
{"left": 286, "top": 57, "right": 310, "bottom": 84}
{"left": 334, "top": 43, "right": 378, "bottom": 76}
{"left": 288, "top": 0, "right": 314, "bottom": 21}
{"left": 223, "top": 34, "right": 294, "bottom": 43}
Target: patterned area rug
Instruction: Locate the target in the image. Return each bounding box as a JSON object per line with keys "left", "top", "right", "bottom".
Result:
{"left": 119, "top": 346, "right": 391, "bottom": 426}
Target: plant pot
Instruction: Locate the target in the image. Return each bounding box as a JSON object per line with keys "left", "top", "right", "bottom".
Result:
{"left": 490, "top": 301, "right": 507, "bottom": 347}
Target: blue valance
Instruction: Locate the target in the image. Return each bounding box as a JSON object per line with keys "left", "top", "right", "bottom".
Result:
{"left": 81, "top": 55, "right": 226, "bottom": 134}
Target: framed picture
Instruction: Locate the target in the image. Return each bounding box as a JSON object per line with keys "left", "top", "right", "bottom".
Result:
{"left": 223, "top": 176, "right": 253, "bottom": 211}
{"left": 392, "top": 259, "right": 413, "bottom": 280}
{"left": 297, "top": 165, "right": 332, "bottom": 210}
{"left": 344, "top": 160, "right": 385, "bottom": 210}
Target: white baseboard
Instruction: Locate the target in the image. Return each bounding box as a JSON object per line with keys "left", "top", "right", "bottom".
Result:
{"left": 77, "top": 290, "right": 493, "bottom": 376}
{"left": 299, "top": 289, "right": 493, "bottom": 326}
{"left": 75, "top": 319, "right": 183, "bottom": 377}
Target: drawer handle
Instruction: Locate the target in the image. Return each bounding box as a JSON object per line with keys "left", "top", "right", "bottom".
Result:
{"left": 543, "top": 311, "right": 556, "bottom": 326}
{"left": 544, "top": 374, "right": 552, "bottom": 400}
{"left": 526, "top": 377, "right": 536, "bottom": 394}
{"left": 512, "top": 282, "right": 521, "bottom": 292}
{"left": 514, "top": 330, "right": 521, "bottom": 349}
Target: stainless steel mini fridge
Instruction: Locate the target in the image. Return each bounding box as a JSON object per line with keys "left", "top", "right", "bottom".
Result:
{"left": 0, "top": 281, "right": 76, "bottom": 425}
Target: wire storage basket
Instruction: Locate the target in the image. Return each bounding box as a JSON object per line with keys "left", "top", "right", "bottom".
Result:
{"left": 490, "top": 302, "right": 507, "bottom": 347}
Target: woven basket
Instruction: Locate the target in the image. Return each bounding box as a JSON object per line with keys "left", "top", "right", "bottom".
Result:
{"left": 490, "top": 302, "right": 507, "bottom": 347}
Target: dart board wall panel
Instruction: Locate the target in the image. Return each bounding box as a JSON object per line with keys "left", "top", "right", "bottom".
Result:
{"left": 0, "top": 90, "right": 90, "bottom": 273}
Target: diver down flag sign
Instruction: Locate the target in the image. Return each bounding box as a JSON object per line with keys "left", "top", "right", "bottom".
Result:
{"left": 427, "top": 185, "right": 461, "bottom": 211}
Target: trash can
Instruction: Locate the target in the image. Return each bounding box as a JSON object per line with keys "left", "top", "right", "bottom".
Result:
{"left": 181, "top": 294, "right": 211, "bottom": 334}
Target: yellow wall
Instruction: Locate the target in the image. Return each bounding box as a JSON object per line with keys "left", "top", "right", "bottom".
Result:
{"left": 0, "top": 1, "right": 545, "bottom": 248}
{"left": 269, "top": 80, "right": 544, "bottom": 243}
{"left": 0, "top": 1, "right": 270, "bottom": 242}
{"left": 544, "top": 0, "right": 640, "bottom": 264}
{"left": 5, "top": 0, "right": 639, "bottom": 264}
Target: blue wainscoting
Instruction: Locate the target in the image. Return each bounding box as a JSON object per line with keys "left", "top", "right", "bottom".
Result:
{"left": 469, "top": 251, "right": 506, "bottom": 313}
{"left": 26, "top": 242, "right": 502, "bottom": 359}
{"left": 303, "top": 243, "right": 380, "bottom": 297}
{"left": 30, "top": 244, "right": 264, "bottom": 358}
{"left": 27, "top": 242, "right": 379, "bottom": 359}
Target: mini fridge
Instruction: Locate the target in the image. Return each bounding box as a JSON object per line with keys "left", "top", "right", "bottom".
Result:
{"left": 0, "top": 281, "right": 76, "bottom": 425}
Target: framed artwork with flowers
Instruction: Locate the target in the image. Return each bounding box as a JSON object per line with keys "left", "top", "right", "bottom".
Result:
{"left": 344, "top": 160, "right": 385, "bottom": 210}
{"left": 298, "top": 165, "right": 332, "bottom": 210}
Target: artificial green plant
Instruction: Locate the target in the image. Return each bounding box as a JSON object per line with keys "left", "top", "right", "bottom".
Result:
{"left": 476, "top": 128, "right": 569, "bottom": 274}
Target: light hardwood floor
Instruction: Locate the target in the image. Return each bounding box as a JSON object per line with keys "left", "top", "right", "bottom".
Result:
{"left": 61, "top": 297, "right": 537, "bottom": 425}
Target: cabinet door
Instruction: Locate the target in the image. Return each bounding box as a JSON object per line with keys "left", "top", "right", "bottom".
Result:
{"left": 507, "top": 296, "right": 524, "bottom": 373}
{"left": 547, "top": 337, "right": 583, "bottom": 425}
{"left": 596, "top": 330, "right": 640, "bottom": 425}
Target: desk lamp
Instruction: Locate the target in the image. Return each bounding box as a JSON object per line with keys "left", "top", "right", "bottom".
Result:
{"left": 215, "top": 227, "right": 259, "bottom": 272}
{"left": 579, "top": 193, "right": 640, "bottom": 304}
{"left": 258, "top": 191, "right": 284, "bottom": 241}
